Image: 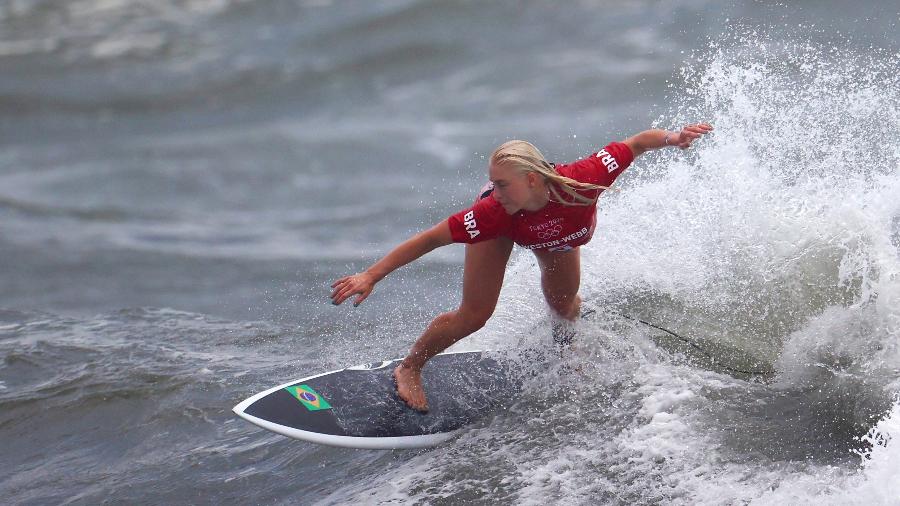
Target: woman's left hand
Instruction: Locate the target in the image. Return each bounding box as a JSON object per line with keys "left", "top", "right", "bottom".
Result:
{"left": 674, "top": 122, "right": 713, "bottom": 149}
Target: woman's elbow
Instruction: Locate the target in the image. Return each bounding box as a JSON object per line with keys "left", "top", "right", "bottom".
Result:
{"left": 427, "top": 221, "right": 454, "bottom": 248}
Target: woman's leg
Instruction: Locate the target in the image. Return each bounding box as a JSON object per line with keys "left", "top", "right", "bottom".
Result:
{"left": 394, "top": 237, "right": 514, "bottom": 411}
{"left": 533, "top": 247, "right": 582, "bottom": 320}
{"left": 533, "top": 248, "right": 583, "bottom": 347}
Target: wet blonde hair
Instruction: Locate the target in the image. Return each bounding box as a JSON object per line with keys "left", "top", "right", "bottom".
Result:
{"left": 489, "top": 140, "right": 609, "bottom": 206}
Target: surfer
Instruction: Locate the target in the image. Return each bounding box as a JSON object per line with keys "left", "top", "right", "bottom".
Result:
{"left": 331, "top": 123, "right": 713, "bottom": 412}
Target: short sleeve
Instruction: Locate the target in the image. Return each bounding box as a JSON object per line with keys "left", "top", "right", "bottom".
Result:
{"left": 557, "top": 141, "right": 635, "bottom": 188}
{"left": 446, "top": 194, "right": 511, "bottom": 244}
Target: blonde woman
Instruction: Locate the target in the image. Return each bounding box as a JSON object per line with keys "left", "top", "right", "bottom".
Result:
{"left": 331, "top": 123, "right": 713, "bottom": 412}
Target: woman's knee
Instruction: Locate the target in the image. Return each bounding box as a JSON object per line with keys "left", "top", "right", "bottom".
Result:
{"left": 536, "top": 249, "right": 582, "bottom": 320}
{"left": 544, "top": 292, "right": 580, "bottom": 320}
{"left": 455, "top": 306, "right": 494, "bottom": 333}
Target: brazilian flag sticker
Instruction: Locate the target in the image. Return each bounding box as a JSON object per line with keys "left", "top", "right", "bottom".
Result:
{"left": 285, "top": 385, "right": 332, "bottom": 411}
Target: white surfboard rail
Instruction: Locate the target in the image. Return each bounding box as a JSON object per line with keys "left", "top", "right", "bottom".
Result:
{"left": 233, "top": 350, "right": 488, "bottom": 449}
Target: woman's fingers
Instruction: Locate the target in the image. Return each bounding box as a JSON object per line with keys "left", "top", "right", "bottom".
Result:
{"left": 676, "top": 123, "right": 713, "bottom": 149}
{"left": 331, "top": 281, "right": 354, "bottom": 304}
{"left": 330, "top": 279, "right": 349, "bottom": 299}
{"left": 331, "top": 275, "right": 361, "bottom": 299}
{"left": 353, "top": 288, "right": 372, "bottom": 307}
{"left": 338, "top": 283, "right": 362, "bottom": 304}
{"left": 333, "top": 289, "right": 351, "bottom": 305}
{"left": 331, "top": 276, "right": 350, "bottom": 287}
{"left": 330, "top": 273, "right": 376, "bottom": 306}
{"left": 683, "top": 123, "right": 713, "bottom": 134}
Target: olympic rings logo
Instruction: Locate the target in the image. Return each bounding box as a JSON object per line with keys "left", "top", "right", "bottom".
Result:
{"left": 537, "top": 225, "right": 563, "bottom": 239}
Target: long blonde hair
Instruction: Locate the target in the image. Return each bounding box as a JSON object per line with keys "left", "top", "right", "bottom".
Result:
{"left": 489, "top": 140, "right": 609, "bottom": 206}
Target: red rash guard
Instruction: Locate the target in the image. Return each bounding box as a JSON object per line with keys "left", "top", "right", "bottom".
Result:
{"left": 447, "top": 142, "right": 634, "bottom": 252}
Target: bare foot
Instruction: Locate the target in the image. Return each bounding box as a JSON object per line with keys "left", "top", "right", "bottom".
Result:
{"left": 393, "top": 363, "right": 428, "bottom": 413}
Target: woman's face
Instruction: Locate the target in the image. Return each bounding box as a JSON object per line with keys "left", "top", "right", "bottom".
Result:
{"left": 489, "top": 163, "right": 544, "bottom": 214}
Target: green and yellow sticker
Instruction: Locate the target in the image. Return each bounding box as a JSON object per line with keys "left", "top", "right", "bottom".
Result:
{"left": 285, "top": 384, "right": 332, "bottom": 411}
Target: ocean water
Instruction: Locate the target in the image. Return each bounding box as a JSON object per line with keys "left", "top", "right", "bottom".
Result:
{"left": 1, "top": 1, "right": 899, "bottom": 504}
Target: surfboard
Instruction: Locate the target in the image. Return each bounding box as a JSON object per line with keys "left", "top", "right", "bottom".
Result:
{"left": 233, "top": 350, "right": 521, "bottom": 449}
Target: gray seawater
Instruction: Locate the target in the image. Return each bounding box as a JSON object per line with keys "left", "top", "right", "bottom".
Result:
{"left": 2, "top": 1, "right": 899, "bottom": 504}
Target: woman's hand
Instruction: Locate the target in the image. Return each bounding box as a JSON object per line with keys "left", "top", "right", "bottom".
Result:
{"left": 625, "top": 123, "right": 714, "bottom": 157}
{"left": 331, "top": 272, "right": 378, "bottom": 306}
{"left": 328, "top": 222, "right": 453, "bottom": 308}
{"left": 673, "top": 122, "right": 713, "bottom": 149}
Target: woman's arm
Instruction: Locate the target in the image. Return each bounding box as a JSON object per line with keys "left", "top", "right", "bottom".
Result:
{"left": 623, "top": 123, "right": 713, "bottom": 158}
{"left": 330, "top": 220, "right": 454, "bottom": 306}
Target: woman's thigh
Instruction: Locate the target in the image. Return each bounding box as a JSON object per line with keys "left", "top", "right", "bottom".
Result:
{"left": 532, "top": 247, "right": 581, "bottom": 316}
{"left": 459, "top": 237, "right": 514, "bottom": 320}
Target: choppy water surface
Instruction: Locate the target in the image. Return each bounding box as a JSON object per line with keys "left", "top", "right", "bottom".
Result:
{"left": 1, "top": 1, "right": 899, "bottom": 504}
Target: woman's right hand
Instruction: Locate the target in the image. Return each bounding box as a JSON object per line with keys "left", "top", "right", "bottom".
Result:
{"left": 329, "top": 222, "right": 452, "bottom": 307}
{"left": 330, "top": 272, "right": 377, "bottom": 307}
{"left": 674, "top": 122, "right": 713, "bottom": 149}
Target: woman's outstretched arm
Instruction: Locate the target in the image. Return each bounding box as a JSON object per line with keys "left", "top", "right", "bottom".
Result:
{"left": 330, "top": 220, "right": 454, "bottom": 306}
{"left": 623, "top": 123, "right": 713, "bottom": 157}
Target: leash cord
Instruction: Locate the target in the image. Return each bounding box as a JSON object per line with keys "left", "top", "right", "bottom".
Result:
{"left": 590, "top": 309, "right": 775, "bottom": 376}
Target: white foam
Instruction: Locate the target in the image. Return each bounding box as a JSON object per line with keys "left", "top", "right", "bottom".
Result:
{"left": 753, "top": 400, "right": 900, "bottom": 505}
{"left": 848, "top": 400, "right": 900, "bottom": 503}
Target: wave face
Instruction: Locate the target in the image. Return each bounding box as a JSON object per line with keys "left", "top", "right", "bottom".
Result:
{"left": 2, "top": 1, "right": 899, "bottom": 505}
